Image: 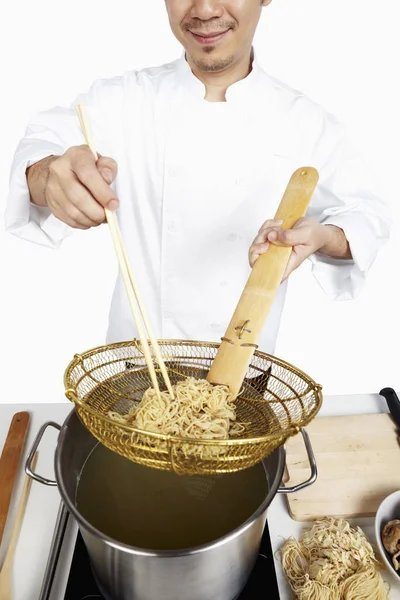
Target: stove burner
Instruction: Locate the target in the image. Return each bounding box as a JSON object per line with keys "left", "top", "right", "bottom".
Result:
{"left": 64, "top": 522, "right": 280, "bottom": 600}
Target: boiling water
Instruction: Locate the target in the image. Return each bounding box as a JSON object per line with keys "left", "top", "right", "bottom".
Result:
{"left": 76, "top": 444, "right": 268, "bottom": 551}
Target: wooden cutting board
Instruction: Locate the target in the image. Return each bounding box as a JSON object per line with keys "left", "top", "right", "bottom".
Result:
{"left": 284, "top": 413, "right": 400, "bottom": 521}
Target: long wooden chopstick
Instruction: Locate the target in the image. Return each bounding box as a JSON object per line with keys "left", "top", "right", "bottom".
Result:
{"left": 75, "top": 103, "right": 174, "bottom": 400}
{"left": 112, "top": 225, "right": 175, "bottom": 398}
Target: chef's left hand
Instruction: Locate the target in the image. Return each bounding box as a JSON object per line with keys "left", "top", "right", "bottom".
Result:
{"left": 248, "top": 217, "right": 336, "bottom": 280}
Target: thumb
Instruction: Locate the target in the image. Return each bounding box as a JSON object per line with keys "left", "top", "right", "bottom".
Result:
{"left": 268, "top": 226, "right": 308, "bottom": 247}
{"left": 96, "top": 155, "right": 118, "bottom": 185}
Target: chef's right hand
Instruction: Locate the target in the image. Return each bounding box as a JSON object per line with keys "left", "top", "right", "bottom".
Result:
{"left": 40, "top": 145, "right": 119, "bottom": 229}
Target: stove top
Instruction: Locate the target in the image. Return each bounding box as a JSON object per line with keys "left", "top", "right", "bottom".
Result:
{"left": 63, "top": 521, "right": 280, "bottom": 600}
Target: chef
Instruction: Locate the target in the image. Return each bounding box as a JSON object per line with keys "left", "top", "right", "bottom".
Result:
{"left": 5, "top": 0, "right": 391, "bottom": 354}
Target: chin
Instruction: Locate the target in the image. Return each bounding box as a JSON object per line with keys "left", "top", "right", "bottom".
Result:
{"left": 190, "top": 50, "right": 235, "bottom": 73}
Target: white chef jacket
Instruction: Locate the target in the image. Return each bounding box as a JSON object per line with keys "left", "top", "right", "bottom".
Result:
{"left": 5, "top": 50, "right": 391, "bottom": 354}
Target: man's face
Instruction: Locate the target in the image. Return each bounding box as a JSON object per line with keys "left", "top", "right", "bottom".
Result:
{"left": 165, "top": 0, "right": 272, "bottom": 72}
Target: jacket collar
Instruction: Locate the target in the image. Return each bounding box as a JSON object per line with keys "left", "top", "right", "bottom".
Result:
{"left": 175, "top": 47, "right": 262, "bottom": 103}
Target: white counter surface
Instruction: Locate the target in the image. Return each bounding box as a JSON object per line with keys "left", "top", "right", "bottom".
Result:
{"left": 1, "top": 393, "right": 400, "bottom": 599}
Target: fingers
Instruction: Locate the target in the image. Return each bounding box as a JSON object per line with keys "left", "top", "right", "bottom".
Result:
{"left": 252, "top": 218, "right": 304, "bottom": 251}
{"left": 44, "top": 145, "right": 120, "bottom": 230}
{"left": 250, "top": 220, "right": 282, "bottom": 252}
{"left": 267, "top": 226, "right": 309, "bottom": 247}
{"left": 46, "top": 179, "right": 104, "bottom": 229}
{"left": 66, "top": 146, "right": 119, "bottom": 210}
{"left": 256, "top": 219, "right": 283, "bottom": 238}
{"left": 249, "top": 241, "right": 270, "bottom": 268}
{"left": 96, "top": 155, "right": 118, "bottom": 186}
{"left": 267, "top": 220, "right": 311, "bottom": 246}
{"left": 249, "top": 217, "right": 321, "bottom": 277}
{"left": 248, "top": 220, "right": 283, "bottom": 267}
{"left": 249, "top": 218, "right": 312, "bottom": 269}
{"left": 46, "top": 196, "right": 91, "bottom": 230}
{"left": 58, "top": 175, "right": 106, "bottom": 225}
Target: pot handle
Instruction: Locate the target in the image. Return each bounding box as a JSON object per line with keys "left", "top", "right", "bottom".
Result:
{"left": 277, "top": 429, "right": 317, "bottom": 494}
{"left": 25, "top": 421, "right": 61, "bottom": 487}
{"left": 38, "top": 501, "right": 69, "bottom": 600}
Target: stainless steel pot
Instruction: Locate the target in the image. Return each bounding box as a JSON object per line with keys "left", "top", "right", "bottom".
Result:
{"left": 26, "top": 409, "right": 316, "bottom": 600}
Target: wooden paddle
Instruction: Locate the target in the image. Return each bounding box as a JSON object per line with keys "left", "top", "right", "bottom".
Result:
{"left": 0, "top": 412, "right": 30, "bottom": 545}
{"left": 0, "top": 453, "right": 37, "bottom": 599}
{"left": 207, "top": 167, "right": 319, "bottom": 398}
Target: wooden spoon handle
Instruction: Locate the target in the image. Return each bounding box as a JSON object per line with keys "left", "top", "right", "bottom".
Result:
{"left": 0, "top": 412, "right": 30, "bottom": 545}
{"left": 0, "top": 454, "right": 38, "bottom": 600}
{"left": 207, "top": 167, "right": 319, "bottom": 398}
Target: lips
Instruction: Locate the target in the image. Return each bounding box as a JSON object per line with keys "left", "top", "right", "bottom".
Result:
{"left": 191, "top": 31, "right": 228, "bottom": 38}
{"left": 189, "top": 29, "right": 230, "bottom": 45}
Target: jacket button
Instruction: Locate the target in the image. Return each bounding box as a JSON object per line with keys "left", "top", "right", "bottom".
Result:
{"left": 168, "top": 222, "right": 178, "bottom": 232}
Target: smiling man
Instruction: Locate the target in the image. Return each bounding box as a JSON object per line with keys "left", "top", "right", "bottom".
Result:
{"left": 168, "top": 0, "right": 264, "bottom": 86}
{"left": 5, "top": 0, "right": 391, "bottom": 353}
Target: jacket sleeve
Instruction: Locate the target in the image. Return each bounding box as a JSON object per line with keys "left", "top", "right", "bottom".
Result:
{"left": 306, "top": 115, "right": 392, "bottom": 300}
{"left": 4, "top": 77, "right": 123, "bottom": 248}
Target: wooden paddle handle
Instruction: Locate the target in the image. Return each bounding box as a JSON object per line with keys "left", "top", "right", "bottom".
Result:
{"left": 0, "top": 454, "right": 38, "bottom": 599}
{"left": 0, "top": 412, "right": 30, "bottom": 545}
{"left": 207, "top": 167, "right": 319, "bottom": 398}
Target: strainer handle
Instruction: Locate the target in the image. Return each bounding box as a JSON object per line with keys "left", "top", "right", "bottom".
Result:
{"left": 277, "top": 429, "right": 317, "bottom": 494}
{"left": 25, "top": 421, "right": 61, "bottom": 487}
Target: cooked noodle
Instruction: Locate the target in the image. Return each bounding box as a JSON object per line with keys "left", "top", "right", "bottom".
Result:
{"left": 280, "top": 517, "right": 390, "bottom": 600}
{"left": 108, "top": 377, "right": 245, "bottom": 442}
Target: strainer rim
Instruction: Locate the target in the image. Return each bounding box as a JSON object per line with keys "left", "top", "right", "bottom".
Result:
{"left": 63, "top": 338, "right": 322, "bottom": 446}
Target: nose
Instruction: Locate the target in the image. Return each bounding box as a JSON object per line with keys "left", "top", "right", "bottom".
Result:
{"left": 189, "top": 0, "right": 224, "bottom": 20}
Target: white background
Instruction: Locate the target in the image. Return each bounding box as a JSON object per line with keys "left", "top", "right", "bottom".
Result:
{"left": 1, "top": 0, "right": 398, "bottom": 404}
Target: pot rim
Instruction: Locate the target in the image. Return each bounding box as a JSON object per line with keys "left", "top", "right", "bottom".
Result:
{"left": 55, "top": 409, "right": 285, "bottom": 557}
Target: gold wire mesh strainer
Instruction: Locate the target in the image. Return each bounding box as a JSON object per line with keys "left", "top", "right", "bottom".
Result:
{"left": 64, "top": 339, "right": 322, "bottom": 476}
